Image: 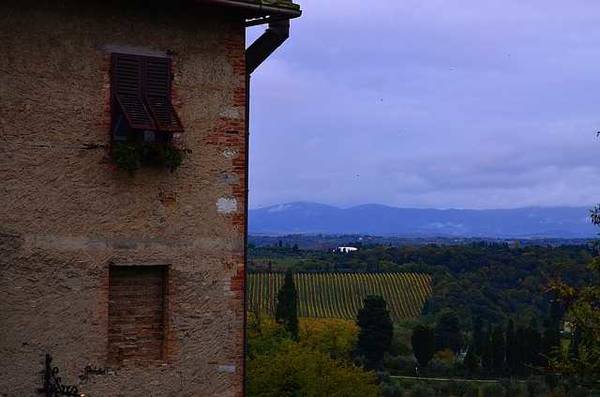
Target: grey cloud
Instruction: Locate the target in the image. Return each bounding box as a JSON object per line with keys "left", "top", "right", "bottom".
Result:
{"left": 247, "top": 0, "right": 600, "bottom": 209}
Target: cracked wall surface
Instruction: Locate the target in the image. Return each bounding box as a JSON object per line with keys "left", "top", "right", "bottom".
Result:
{"left": 0, "top": 3, "right": 246, "bottom": 396}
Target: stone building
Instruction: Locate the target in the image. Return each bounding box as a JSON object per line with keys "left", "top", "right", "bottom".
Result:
{"left": 0, "top": 1, "right": 300, "bottom": 396}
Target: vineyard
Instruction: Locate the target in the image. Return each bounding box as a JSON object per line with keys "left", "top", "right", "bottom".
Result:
{"left": 247, "top": 272, "right": 432, "bottom": 322}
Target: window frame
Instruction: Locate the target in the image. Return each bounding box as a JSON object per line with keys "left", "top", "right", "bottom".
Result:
{"left": 110, "top": 52, "right": 184, "bottom": 145}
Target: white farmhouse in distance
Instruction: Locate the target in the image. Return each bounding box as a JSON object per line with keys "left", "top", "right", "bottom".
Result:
{"left": 335, "top": 246, "right": 359, "bottom": 253}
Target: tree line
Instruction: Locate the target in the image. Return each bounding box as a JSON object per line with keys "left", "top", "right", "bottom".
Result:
{"left": 411, "top": 304, "right": 562, "bottom": 378}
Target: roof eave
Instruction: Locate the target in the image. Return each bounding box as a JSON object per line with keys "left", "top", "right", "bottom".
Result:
{"left": 197, "top": 0, "right": 302, "bottom": 22}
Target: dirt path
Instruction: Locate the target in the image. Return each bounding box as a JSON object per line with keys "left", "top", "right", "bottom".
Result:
{"left": 390, "top": 375, "right": 525, "bottom": 384}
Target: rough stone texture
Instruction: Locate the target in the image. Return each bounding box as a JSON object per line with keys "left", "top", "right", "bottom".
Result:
{"left": 0, "top": 2, "right": 246, "bottom": 396}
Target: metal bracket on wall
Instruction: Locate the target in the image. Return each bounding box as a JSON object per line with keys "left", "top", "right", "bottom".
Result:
{"left": 38, "top": 354, "right": 84, "bottom": 397}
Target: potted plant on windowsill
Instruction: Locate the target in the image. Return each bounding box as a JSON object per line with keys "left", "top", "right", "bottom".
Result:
{"left": 112, "top": 141, "right": 188, "bottom": 174}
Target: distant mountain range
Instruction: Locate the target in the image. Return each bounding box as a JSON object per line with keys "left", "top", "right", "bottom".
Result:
{"left": 249, "top": 202, "right": 598, "bottom": 238}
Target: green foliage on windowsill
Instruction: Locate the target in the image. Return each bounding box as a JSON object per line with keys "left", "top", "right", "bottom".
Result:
{"left": 112, "top": 142, "right": 189, "bottom": 174}
{"left": 112, "top": 142, "right": 141, "bottom": 174}
{"left": 162, "top": 144, "right": 184, "bottom": 171}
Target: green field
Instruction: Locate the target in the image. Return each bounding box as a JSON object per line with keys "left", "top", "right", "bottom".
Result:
{"left": 248, "top": 272, "right": 432, "bottom": 322}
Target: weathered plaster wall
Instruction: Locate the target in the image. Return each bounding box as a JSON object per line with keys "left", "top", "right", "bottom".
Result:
{"left": 0, "top": 3, "right": 246, "bottom": 396}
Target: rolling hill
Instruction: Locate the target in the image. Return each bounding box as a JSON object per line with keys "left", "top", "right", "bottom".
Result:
{"left": 248, "top": 272, "right": 432, "bottom": 322}
{"left": 249, "top": 202, "right": 596, "bottom": 238}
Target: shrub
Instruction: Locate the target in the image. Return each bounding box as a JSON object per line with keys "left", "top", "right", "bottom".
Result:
{"left": 429, "top": 357, "right": 452, "bottom": 377}
{"left": 443, "top": 380, "right": 476, "bottom": 397}
{"left": 299, "top": 318, "right": 358, "bottom": 360}
{"left": 384, "top": 353, "right": 417, "bottom": 375}
{"left": 246, "top": 316, "right": 289, "bottom": 358}
{"left": 568, "top": 386, "right": 592, "bottom": 397}
{"left": 434, "top": 348, "right": 456, "bottom": 365}
{"left": 247, "top": 340, "right": 379, "bottom": 397}
{"left": 409, "top": 384, "right": 436, "bottom": 397}
{"left": 464, "top": 383, "right": 479, "bottom": 397}
{"left": 526, "top": 378, "right": 548, "bottom": 397}
{"left": 380, "top": 380, "right": 404, "bottom": 397}
{"left": 390, "top": 328, "right": 413, "bottom": 356}
{"left": 500, "top": 379, "right": 526, "bottom": 397}
{"left": 481, "top": 383, "right": 505, "bottom": 397}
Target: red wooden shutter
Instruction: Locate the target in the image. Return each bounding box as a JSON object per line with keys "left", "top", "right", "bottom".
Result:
{"left": 143, "top": 57, "right": 184, "bottom": 133}
{"left": 112, "top": 54, "right": 156, "bottom": 130}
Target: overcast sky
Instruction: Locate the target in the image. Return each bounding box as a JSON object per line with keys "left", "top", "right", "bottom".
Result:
{"left": 247, "top": 0, "right": 600, "bottom": 210}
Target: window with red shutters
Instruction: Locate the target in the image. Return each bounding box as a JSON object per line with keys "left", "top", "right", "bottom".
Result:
{"left": 144, "top": 57, "right": 184, "bottom": 132}
{"left": 112, "top": 54, "right": 156, "bottom": 131}
{"left": 111, "top": 53, "right": 183, "bottom": 135}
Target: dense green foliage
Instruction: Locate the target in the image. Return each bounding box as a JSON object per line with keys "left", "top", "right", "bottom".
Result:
{"left": 547, "top": 210, "right": 600, "bottom": 388}
{"left": 250, "top": 242, "right": 596, "bottom": 326}
{"left": 248, "top": 220, "right": 598, "bottom": 394}
{"left": 248, "top": 340, "right": 379, "bottom": 397}
{"left": 356, "top": 295, "right": 394, "bottom": 369}
{"left": 246, "top": 316, "right": 378, "bottom": 397}
{"left": 275, "top": 270, "right": 299, "bottom": 340}
{"left": 385, "top": 376, "right": 597, "bottom": 397}
{"left": 112, "top": 142, "right": 185, "bottom": 173}
{"left": 246, "top": 140, "right": 600, "bottom": 395}
{"left": 299, "top": 318, "right": 358, "bottom": 360}
{"left": 463, "top": 318, "right": 550, "bottom": 377}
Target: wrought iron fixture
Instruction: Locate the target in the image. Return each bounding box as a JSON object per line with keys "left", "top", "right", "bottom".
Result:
{"left": 79, "top": 365, "right": 109, "bottom": 384}
{"left": 39, "top": 354, "right": 83, "bottom": 397}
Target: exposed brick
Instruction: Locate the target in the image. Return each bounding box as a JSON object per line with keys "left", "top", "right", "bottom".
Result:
{"left": 108, "top": 265, "right": 167, "bottom": 365}
{"left": 230, "top": 263, "right": 245, "bottom": 301}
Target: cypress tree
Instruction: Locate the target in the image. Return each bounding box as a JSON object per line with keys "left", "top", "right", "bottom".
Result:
{"left": 356, "top": 295, "right": 394, "bottom": 370}
{"left": 526, "top": 323, "right": 543, "bottom": 368}
{"left": 514, "top": 326, "right": 528, "bottom": 376}
{"left": 275, "top": 270, "right": 299, "bottom": 340}
{"left": 542, "top": 300, "right": 562, "bottom": 366}
{"left": 481, "top": 324, "right": 493, "bottom": 373}
{"left": 491, "top": 324, "right": 506, "bottom": 374}
{"left": 506, "top": 319, "right": 518, "bottom": 376}
{"left": 411, "top": 324, "right": 435, "bottom": 368}
{"left": 434, "top": 310, "right": 463, "bottom": 353}
{"left": 517, "top": 322, "right": 542, "bottom": 374}
{"left": 472, "top": 316, "right": 485, "bottom": 357}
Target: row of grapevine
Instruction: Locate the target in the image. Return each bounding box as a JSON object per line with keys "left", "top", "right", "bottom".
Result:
{"left": 247, "top": 272, "right": 432, "bottom": 322}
